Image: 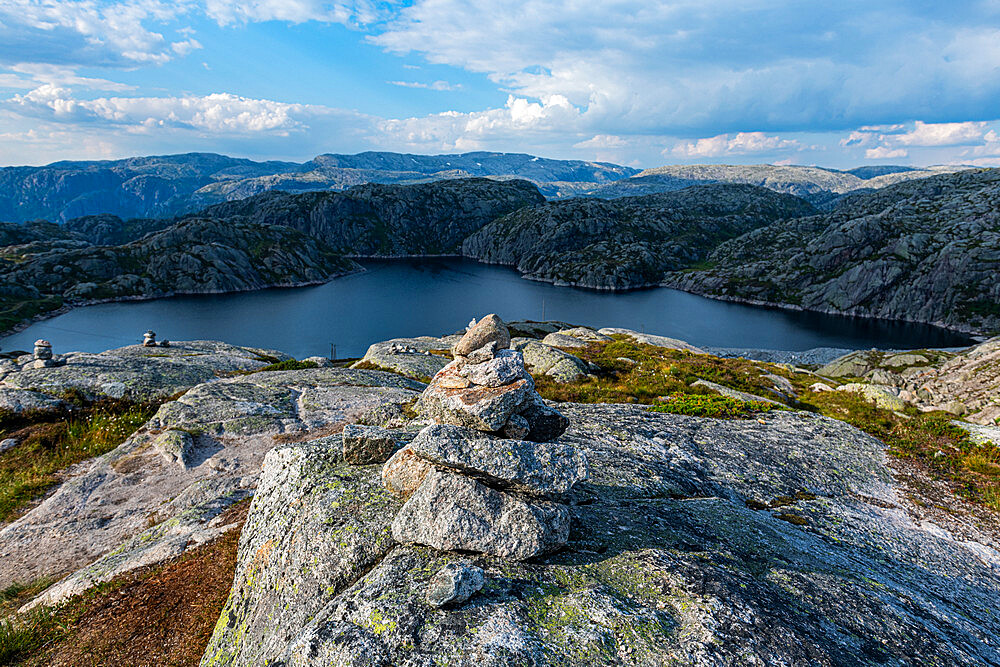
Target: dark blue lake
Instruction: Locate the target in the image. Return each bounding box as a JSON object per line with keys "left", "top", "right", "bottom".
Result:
{"left": 0, "top": 259, "right": 973, "bottom": 358}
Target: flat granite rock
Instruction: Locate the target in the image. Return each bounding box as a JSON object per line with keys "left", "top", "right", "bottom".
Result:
{"left": 351, "top": 336, "right": 458, "bottom": 380}
{"left": 408, "top": 423, "right": 587, "bottom": 497}
{"left": 417, "top": 360, "right": 536, "bottom": 432}
{"left": 0, "top": 388, "right": 66, "bottom": 413}
{"left": 390, "top": 469, "right": 571, "bottom": 560}
{"left": 3, "top": 368, "right": 423, "bottom": 596}
{"left": 597, "top": 328, "right": 706, "bottom": 353}
{"left": 201, "top": 405, "right": 1000, "bottom": 667}
{"left": 510, "top": 338, "right": 589, "bottom": 383}
{"left": 0, "top": 340, "right": 293, "bottom": 401}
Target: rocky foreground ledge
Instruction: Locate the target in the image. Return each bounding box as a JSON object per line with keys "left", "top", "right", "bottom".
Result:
{"left": 0, "top": 322, "right": 998, "bottom": 665}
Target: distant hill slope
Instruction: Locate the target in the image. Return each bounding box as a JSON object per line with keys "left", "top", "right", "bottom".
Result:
{"left": 463, "top": 184, "right": 816, "bottom": 289}
{"left": 663, "top": 169, "right": 1000, "bottom": 334}
{"left": 0, "top": 151, "right": 633, "bottom": 223}
{"left": 195, "top": 178, "right": 545, "bottom": 256}
{"left": 588, "top": 164, "right": 973, "bottom": 207}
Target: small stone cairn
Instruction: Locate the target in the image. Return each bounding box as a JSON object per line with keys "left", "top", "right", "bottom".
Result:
{"left": 142, "top": 330, "right": 170, "bottom": 348}
{"left": 31, "top": 339, "right": 60, "bottom": 369}
{"left": 382, "top": 314, "right": 589, "bottom": 565}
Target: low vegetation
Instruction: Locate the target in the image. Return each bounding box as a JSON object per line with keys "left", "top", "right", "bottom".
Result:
{"left": 0, "top": 501, "right": 247, "bottom": 665}
{"left": 0, "top": 397, "right": 157, "bottom": 523}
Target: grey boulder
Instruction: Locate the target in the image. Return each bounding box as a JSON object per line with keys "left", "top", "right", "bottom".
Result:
{"left": 390, "top": 469, "right": 570, "bottom": 560}
{"left": 453, "top": 314, "right": 511, "bottom": 357}
{"left": 458, "top": 349, "right": 530, "bottom": 387}
{"left": 418, "top": 361, "right": 535, "bottom": 432}
{"left": 342, "top": 424, "right": 398, "bottom": 465}
{"left": 408, "top": 424, "right": 587, "bottom": 497}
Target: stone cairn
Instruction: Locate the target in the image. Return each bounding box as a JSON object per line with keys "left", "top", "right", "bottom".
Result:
{"left": 32, "top": 339, "right": 58, "bottom": 369}
{"left": 142, "top": 330, "right": 170, "bottom": 347}
{"left": 368, "top": 314, "right": 588, "bottom": 605}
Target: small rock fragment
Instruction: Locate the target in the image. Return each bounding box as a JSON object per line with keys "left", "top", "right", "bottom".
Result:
{"left": 343, "top": 424, "right": 399, "bottom": 465}
{"left": 517, "top": 393, "right": 570, "bottom": 442}
{"left": 153, "top": 429, "right": 195, "bottom": 468}
{"left": 458, "top": 349, "right": 529, "bottom": 388}
{"left": 502, "top": 414, "right": 530, "bottom": 439}
{"left": 427, "top": 562, "right": 485, "bottom": 608}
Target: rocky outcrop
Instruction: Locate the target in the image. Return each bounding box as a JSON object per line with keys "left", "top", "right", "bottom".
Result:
{"left": 201, "top": 403, "right": 1000, "bottom": 666}
{"left": 0, "top": 340, "right": 293, "bottom": 401}
{"left": 665, "top": 168, "right": 1000, "bottom": 334}
{"left": 8, "top": 365, "right": 424, "bottom": 606}
{"left": 463, "top": 184, "right": 815, "bottom": 289}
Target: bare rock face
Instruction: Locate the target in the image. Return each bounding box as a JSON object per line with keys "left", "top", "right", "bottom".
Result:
{"left": 342, "top": 424, "right": 398, "bottom": 465}
{"left": 390, "top": 470, "right": 571, "bottom": 560}
{"left": 408, "top": 424, "right": 587, "bottom": 497}
{"left": 453, "top": 314, "right": 511, "bottom": 357}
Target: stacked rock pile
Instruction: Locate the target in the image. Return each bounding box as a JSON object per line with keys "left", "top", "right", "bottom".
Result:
{"left": 382, "top": 314, "right": 589, "bottom": 562}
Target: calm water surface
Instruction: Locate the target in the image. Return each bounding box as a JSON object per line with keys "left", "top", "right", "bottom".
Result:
{"left": 0, "top": 259, "right": 973, "bottom": 358}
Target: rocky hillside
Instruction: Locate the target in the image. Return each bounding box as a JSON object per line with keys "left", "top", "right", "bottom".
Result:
{"left": 463, "top": 184, "right": 816, "bottom": 289}
{"left": 590, "top": 163, "right": 971, "bottom": 207}
{"left": 0, "top": 151, "right": 632, "bottom": 223}
{"left": 196, "top": 178, "right": 545, "bottom": 256}
{"left": 0, "top": 217, "right": 357, "bottom": 310}
{"left": 664, "top": 168, "right": 1000, "bottom": 334}
{"left": 2, "top": 320, "right": 998, "bottom": 665}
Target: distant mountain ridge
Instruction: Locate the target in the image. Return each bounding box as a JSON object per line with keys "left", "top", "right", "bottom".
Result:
{"left": 0, "top": 151, "right": 634, "bottom": 223}
{"left": 0, "top": 151, "right": 976, "bottom": 224}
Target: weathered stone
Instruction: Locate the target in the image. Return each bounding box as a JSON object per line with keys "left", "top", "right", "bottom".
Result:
{"left": 453, "top": 314, "right": 511, "bottom": 357}
{"left": 0, "top": 438, "right": 18, "bottom": 453}
{"left": 464, "top": 340, "right": 498, "bottom": 364}
{"left": 502, "top": 414, "right": 530, "bottom": 439}
{"left": 153, "top": 429, "right": 195, "bottom": 468}
{"left": 418, "top": 360, "right": 535, "bottom": 432}
{"left": 836, "top": 383, "right": 908, "bottom": 411}
{"left": 303, "top": 356, "right": 335, "bottom": 368}
{"left": 283, "top": 621, "right": 390, "bottom": 667}
{"left": 0, "top": 388, "right": 66, "bottom": 414}
{"left": 809, "top": 382, "right": 834, "bottom": 392}
{"left": 408, "top": 424, "right": 588, "bottom": 497}
{"left": 597, "top": 328, "right": 705, "bottom": 353}
{"left": 541, "top": 332, "right": 589, "bottom": 348}
{"left": 511, "top": 339, "right": 589, "bottom": 383}
{"left": 381, "top": 446, "right": 433, "bottom": 498}
{"left": 458, "top": 349, "right": 530, "bottom": 388}
{"left": 517, "top": 393, "right": 570, "bottom": 442}
{"left": 691, "top": 379, "right": 784, "bottom": 406}
{"left": 342, "top": 424, "right": 398, "bottom": 465}
{"left": 426, "top": 562, "right": 485, "bottom": 608}
{"left": 556, "top": 327, "right": 613, "bottom": 343}
{"left": 351, "top": 336, "right": 455, "bottom": 380}
{"left": 391, "top": 470, "right": 570, "bottom": 560}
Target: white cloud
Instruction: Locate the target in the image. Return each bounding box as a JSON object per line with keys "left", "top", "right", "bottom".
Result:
{"left": 6, "top": 85, "right": 331, "bottom": 134}
{"left": 573, "top": 134, "right": 628, "bottom": 149}
{"left": 204, "top": 0, "right": 381, "bottom": 26}
{"left": 895, "top": 120, "right": 989, "bottom": 146}
{"left": 865, "top": 146, "right": 908, "bottom": 159}
{"left": 0, "top": 0, "right": 196, "bottom": 68}
{"left": 671, "top": 132, "right": 801, "bottom": 158}
{"left": 387, "top": 80, "right": 461, "bottom": 91}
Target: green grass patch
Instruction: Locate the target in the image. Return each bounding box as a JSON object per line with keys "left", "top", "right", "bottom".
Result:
{"left": 0, "top": 400, "right": 157, "bottom": 523}
{"left": 649, "top": 393, "right": 778, "bottom": 419}
{"left": 255, "top": 359, "right": 319, "bottom": 372}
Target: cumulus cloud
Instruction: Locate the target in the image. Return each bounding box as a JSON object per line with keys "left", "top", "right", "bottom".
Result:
{"left": 6, "top": 85, "right": 332, "bottom": 134}
{"left": 203, "top": 0, "right": 381, "bottom": 26}
{"left": 0, "top": 0, "right": 196, "bottom": 68}
{"left": 895, "top": 121, "right": 989, "bottom": 146}
{"left": 671, "top": 132, "right": 802, "bottom": 158}
{"left": 865, "top": 146, "right": 908, "bottom": 159}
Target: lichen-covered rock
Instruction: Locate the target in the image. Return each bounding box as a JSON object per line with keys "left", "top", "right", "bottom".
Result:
{"left": 152, "top": 429, "right": 195, "bottom": 468}
{"left": 203, "top": 405, "right": 1000, "bottom": 666}
{"left": 3, "top": 367, "right": 422, "bottom": 592}
{"left": 417, "top": 360, "right": 535, "bottom": 432}
{"left": 351, "top": 336, "right": 457, "bottom": 380}
{"left": 555, "top": 327, "right": 612, "bottom": 343}
{"left": 909, "top": 337, "right": 1000, "bottom": 425}
{"left": 1, "top": 340, "right": 293, "bottom": 401}
{"left": 691, "top": 378, "right": 784, "bottom": 405}
{"left": 541, "top": 332, "right": 589, "bottom": 348}
{"left": 836, "top": 382, "right": 907, "bottom": 411}
{"left": 408, "top": 424, "right": 587, "bottom": 497}
{"left": 390, "top": 469, "right": 571, "bottom": 560}
{"left": 0, "top": 388, "right": 66, "bottom": 413}
{"left": 426, "top": 563, "right": 485, "bottom": 608}
{"left": 342, "top": 424, "right": 399, "bottom": 465}
{"left": 510, "top": 338, "right": 589, "bottom": 383}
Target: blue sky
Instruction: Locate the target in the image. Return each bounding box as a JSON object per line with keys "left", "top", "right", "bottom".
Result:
{"left": 1, "top": 0, "right": 1000, "bottom": 169}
